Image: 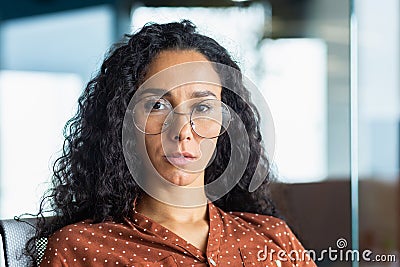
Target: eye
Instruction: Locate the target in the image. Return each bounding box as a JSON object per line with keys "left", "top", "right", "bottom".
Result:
{"left": 143, "top": 98, "right": 169, "bottom": 113}
{"left": 194, "top": 103, "right": 212, "bottom": 113}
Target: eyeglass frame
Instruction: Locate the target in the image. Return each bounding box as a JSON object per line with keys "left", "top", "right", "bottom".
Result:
{"left": 132, "top": 97, "right": 231, "bottom": 139}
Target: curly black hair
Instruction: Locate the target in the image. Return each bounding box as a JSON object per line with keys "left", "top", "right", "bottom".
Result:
{"left": 27, "top": 20, "right": 279, "bottom": 264}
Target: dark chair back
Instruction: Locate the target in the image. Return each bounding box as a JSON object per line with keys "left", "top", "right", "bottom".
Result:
{"left": 0, "top": 218, "right": 47, "bottom": 267}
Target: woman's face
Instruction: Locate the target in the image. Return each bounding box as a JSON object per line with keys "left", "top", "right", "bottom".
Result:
{"left": 134, "top": 50, "right": 222, "bottom": 187}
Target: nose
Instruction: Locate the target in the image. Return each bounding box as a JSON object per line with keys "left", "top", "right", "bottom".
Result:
{"left": 167, "top": 112, "right": 194, "bottom": 141}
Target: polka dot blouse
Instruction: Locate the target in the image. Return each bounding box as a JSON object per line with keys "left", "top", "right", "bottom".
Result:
{"left": 40, "top": 202, "right": 316, "bottom": 266}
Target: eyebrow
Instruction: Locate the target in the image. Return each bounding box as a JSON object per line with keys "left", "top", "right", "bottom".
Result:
{"left": 139, "top": 88, "right": 218, "bottom": 99}
{"left": 191, "top": 90, "right": 217, "bottom": 98}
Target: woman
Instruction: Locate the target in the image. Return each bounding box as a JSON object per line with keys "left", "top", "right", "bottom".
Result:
{"left": 32, "top": 20, "right": 316, "bottom": 266}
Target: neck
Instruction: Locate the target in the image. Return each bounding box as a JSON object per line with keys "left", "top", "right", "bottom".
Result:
{"left": 137, "top": 171, "right": 208, "bottom": 208}
{"left": 136, "top": 194, "right": 208, "bottom": 224}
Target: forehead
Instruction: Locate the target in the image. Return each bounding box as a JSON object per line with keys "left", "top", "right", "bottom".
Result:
{"left": 138, "top": 50, "right": 222, "bottom": 99}
{"left": 144, "top": 50, "right": 219, "bottom": 79}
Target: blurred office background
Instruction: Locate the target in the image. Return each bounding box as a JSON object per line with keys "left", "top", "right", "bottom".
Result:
{"left": 0, "top": 0, "right": 398, "bottom": 266}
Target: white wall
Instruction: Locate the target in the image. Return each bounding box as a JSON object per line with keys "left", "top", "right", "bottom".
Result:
{"left": 0, "top": 6, "right": 114, "bottom": 219}
{"left": 0, "top": 5, "right": 114, "bottom": 83}
{"left": 357, "top": 0, "right": 400, "bottom": 180}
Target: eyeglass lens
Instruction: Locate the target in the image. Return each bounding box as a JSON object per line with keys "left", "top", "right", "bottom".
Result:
{"left": 133, "top": 97, "right": 230, "bottom": 138}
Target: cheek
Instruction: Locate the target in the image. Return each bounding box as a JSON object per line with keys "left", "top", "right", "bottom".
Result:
{"left": 133, "top": 130, "right": 158, "bottom": 161}
{"left": 143, "top": 135, "right": 161, "bottom": 156}
{"left": 198, "top": 138, "right": 218, "bottom": 161}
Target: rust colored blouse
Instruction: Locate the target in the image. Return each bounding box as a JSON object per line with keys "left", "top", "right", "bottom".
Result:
{"left": 40, "top": 202, "right": 316, "bottom": 266}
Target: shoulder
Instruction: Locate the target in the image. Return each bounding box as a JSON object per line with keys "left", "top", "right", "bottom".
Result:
{"left": 45, "top": 219, "right": 131, "bottom": 247}
{"left": 41, "top": 219, "right": 130, "bottom": 266}
{"left": 224, "top": 210, "right": 315, "bottom": 265}
{"left": 216, "top": 207, "right": 306, "bottom": 252}
{"left": 230, "top": 210, "right": 296, "bottom": 239}
{"left": 211, "top": 203, "right": 289, "bottom": 235}
{"left": 229, "top": 210, "right": 286, "bottom": 229}
{"left": 227, "top": 210, "right": 294, "bottom": 242}
{"left": 46, "top": 220, "right": 106, "bottom": 243}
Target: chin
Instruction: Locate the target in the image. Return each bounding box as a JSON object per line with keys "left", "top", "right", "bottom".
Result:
{"left": 163, "top": 172, "right": 202, "bottom": 187}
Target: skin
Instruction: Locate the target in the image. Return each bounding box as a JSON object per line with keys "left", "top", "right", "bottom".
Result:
{"left": 135, "top": 50, "right": 222, "bottom": 253}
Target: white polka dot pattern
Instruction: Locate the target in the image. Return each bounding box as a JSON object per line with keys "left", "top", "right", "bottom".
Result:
{"left": 39, "top": 203, "right": 316, "bottom": 266}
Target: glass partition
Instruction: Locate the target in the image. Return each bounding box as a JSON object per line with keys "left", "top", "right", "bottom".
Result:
{"left": 356, "top": 0, "right": 399, "bottom": 266}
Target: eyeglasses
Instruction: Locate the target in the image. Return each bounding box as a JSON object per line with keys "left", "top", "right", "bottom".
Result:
{"left": 132, "top": 96, "right": 231, "bottom": 139}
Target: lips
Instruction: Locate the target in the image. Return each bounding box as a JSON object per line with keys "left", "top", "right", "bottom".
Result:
{"left": 164, "top": 152, "right": 197, "bottom": 166}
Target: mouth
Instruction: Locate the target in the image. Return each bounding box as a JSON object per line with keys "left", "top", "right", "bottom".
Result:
{"left": 163, "top": 152, "right": 198, "bottom": 166}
